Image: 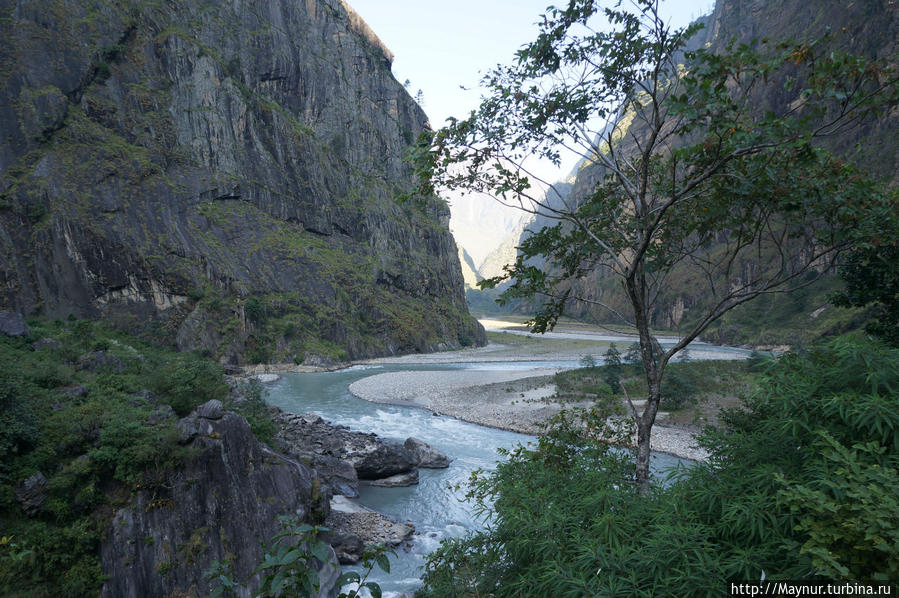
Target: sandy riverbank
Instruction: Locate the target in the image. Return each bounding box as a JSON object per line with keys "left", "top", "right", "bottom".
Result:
{"left": 254, "top": 320, "right": 726, "bottom": 461}
{"left": 343, "top": 320, "right": 724, "bottom": 461}
{"left": 348, "top": 366, "right": 710, "bottom": 462}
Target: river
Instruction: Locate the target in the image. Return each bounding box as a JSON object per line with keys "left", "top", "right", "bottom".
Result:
{"left": 265, "top": 360, "right": 697, "bottom": 596}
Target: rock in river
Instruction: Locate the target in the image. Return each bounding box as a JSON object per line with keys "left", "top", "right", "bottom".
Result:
{"left": 405, "top": 436, "right": 451, "bottom": 468}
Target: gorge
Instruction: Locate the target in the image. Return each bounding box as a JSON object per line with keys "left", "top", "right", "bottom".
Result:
{"left": 1, "top": 0, "right": 896, "bottom": 596}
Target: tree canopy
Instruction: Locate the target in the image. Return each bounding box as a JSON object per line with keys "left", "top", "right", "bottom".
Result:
{"left": 413, "top": 0, "right": 899, "bottom": 484}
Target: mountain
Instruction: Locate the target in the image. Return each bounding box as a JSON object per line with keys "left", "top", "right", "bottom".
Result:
{"left": 457, "top": 243, "right": 481, "bottom": 288}
{"left": 0, "top": 0, "right": 484, "bottom": 364}
{"left": 448, "top": 190, "right": 532, "bottom": 273}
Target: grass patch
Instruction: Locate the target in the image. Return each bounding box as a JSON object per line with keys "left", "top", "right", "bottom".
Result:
{"left": 553, "top": 359, "right": 760, "bottom": 415}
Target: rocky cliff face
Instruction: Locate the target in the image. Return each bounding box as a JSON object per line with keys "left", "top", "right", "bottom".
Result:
{"left": 0, "top": 0, "right": 483, "bottom": 363}
{"left": 100, "top": 400, "right": 337, "bottom": 598}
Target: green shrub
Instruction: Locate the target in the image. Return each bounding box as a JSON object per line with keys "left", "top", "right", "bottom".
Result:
{"left": 147, "top": 355, "right": 228, "bottom": 416}
{"left": 226, "top": 380, "right": 276, "bottom": 445}
{"left": 659, "top": 367, "right": 697, "bottom": 410}
{"left": 602, "top": 343, "right": 623, "bottom": 392}
{"left": 245, "top": 296, "right": 265, "bottom": 325}
{"left": 418, "top": 337, "right": 899, "bottom": 596}
{"left": 0, "top": 371, "right": 39, "bottom": 482}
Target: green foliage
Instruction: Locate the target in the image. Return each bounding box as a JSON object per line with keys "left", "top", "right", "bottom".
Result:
{"left": 419, "top": 338, "right": 899, "bottom": 596}
{"left": 225, "top": 380, "right": 276, "bottom": 444}
{"left": 245, "top": 296, "right": 266, "bottom": 326}
{"left": 0, "top": 371, "right": 39, "bottom": 483}
{"left": 553, "top": 359, "right": 752, "bottom": 409}
{"left": 746, "top": 349, "right": 774, "bottom": 372}
{"left": 0, "top": 318, "right": 249, "bottom": 597}
{"left": 205, "top": 517, "right": 393, "bottom": 598}
{"left": 602, "top": 343, "right": 622, "bottom": 392}
{"left": 777, "top": 432, "right": 899, "bottom": 579}
{"left": 659, "top": 367, "right": 697, "bottom": 410}
{"left": 146, "top": 354, "right": 228, "bottom": 416}
{"left": 623, "top": 342, "right": 641, "bottom": 365}
{"left": 832, "top": 244, "right": 899, "bottom": 347}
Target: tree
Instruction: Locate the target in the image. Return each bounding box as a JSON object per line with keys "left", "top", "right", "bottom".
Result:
{"left": 831, "top": 244, "right": 899, "bottom": 347}
{"left": 623, "top": 341, "right": 642, "bottom": 365}
{"left": 414, "top": 0, "right": 898, "bottom": 485}
{"left": 602, "top": 342, "right": 622, "bottom": 392}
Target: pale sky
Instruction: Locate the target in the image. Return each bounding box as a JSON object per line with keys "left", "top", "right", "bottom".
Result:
{"left": 348, "top": 0, "right": 715, "bottom": 182}
{"left": 347, "top": 0, "right": 716, "bottom": 258}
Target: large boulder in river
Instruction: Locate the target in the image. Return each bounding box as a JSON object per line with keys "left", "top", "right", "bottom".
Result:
{"left": 405, "top": 437, "right": 451, "bottom": 468}
{"left": 367, "top": 470, "right": 419, "bottom": 487}
{"left": 346, "top": 439, "right": 416, "bottom": 480}
{"left": 273, "top": 409, "right": 416, "bottom": 485}
{"left": 100, "top": 403, "right": 336, "bottom": 598}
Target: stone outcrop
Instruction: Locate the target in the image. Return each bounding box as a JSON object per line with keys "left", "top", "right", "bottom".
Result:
{"left": 273, "top": 409, "right": 419, "bottom": 487}
{"left": 405, "top": 437, "right": 451, "bottom": 469}
{"left": 100, "top": 400, "right": 336, "bottom": 598}
{"left": 348, "top": 439, "right": 416, "bottom": 480}
{"left": 324, "top": 496, "right": 415, "bottom": 565}
{"left": 0, "top": 0, "right": 484, "bottom": 364}
{"left": 0, "top": 311, "right": 28, "bottom": 337}
{"left": 272, "top": 408, "right": 428, "bottom": 565}
{"left": 14, "top": 471, "right": 48, "bottom": 516}
{"left": 367, "top": 470, "right": 419, "bottom": 487}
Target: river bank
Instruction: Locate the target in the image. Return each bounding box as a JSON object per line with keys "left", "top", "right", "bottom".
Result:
{"left": 347, "top": 369, "right": 711, "bottom": 462}
{"left": 258, "top": 320, "right": 744, "bottom": 462}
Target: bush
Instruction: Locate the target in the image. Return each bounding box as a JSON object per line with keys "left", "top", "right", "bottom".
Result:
{"left": 746, "top": 349, "right": 773, "bottom": 372}
{"left": 602, "top": 343, "right": 623, "bottom": 392}
{"left": 226, "top": 380, "right": 276, "bottom": 445}
{"left": 245, "top": 296, "right": 266, "bottom": 326}
{"left": 147, "top": 355, "right": 228, "bottom": 416}
{"left": 418, "top": 338, "right": 899, "bottom": 596}
{"left": 659, "top": 367, "right": 697, "bottom": 410}
{"left": 0, "top": 371, "right": 39, "bottom": 482}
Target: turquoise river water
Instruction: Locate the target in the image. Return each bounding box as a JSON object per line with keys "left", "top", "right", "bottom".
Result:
{"left": 265, "top": 354, "right": 731, "bottom": 596}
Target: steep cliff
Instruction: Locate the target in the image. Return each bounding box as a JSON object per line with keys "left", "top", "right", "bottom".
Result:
{"left": 523, "top": 0, "right": 897, "bottom": 346}
{"left": 100, "top": 400, "right": 337, "bottom": 598}
{"left": 0, "top": 0, "right": 483, "bottom": 363}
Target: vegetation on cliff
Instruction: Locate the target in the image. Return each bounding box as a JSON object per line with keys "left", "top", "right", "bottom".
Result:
{"left": 0, "top": 0, "right": 482, "bottom": 364}
{"left": 0, "top": 317, "right": 269, "bottom": 596}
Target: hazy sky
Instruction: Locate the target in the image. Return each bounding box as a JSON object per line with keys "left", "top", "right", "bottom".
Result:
{"left": 348, "top": 1, "right": 715, "bottom": 173}
{"left": 346, "top": 0, "right": 715, "bottom": 235}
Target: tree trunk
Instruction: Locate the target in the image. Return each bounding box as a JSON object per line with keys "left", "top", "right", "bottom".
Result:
{"left": 635, "top": 377, "right": 661, "bottom": 487}
{"left": 626, "top": 268, "right": 663, "bottom": 488}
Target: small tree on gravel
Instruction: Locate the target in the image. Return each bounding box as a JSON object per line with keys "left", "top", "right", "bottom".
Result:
{"left": 602, "top": 343, "right": 622, "bottom": 392}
